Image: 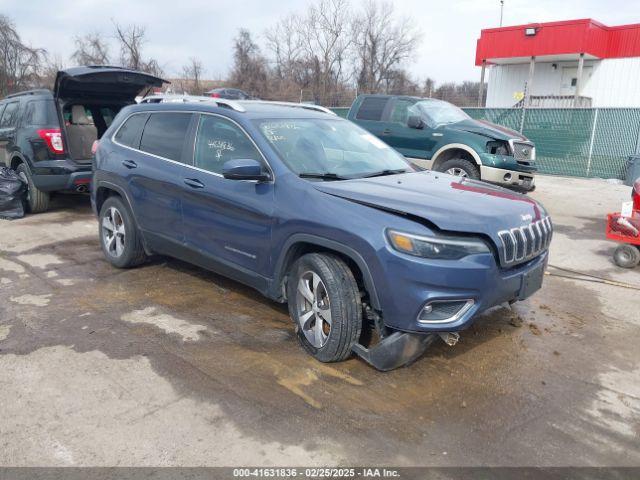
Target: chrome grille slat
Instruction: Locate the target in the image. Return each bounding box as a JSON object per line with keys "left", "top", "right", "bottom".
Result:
{"left": 498, "top": 216, "right": 553, "bottom": 267}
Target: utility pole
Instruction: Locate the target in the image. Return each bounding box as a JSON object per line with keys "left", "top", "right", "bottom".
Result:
{"left": 500, "top": 0, "right": 505, "bottom": 27}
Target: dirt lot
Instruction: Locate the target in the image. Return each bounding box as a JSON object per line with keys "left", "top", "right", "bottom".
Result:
{"left": 0, "top": 175, "right": 639, "bottom": 467}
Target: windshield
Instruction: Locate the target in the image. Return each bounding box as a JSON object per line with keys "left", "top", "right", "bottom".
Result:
{"left": 413, "top": 99, "right": 470, "bottom": 125}
{"left": 254, "top": 118, "right": 412, "bottom": 179}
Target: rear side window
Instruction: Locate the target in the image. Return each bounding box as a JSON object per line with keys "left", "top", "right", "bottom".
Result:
{"left": 0, "top": 102, "right": 20, "bottom": 128}
{"left": 23, "top": 100, "right": 58, "bottom": 126}
{"left": 114, "top": 113, "right": 148, "bottom": 149}
{"left": 355, "top": 97, "right": 389, "bottom": 121}
{"left": 139, "top": 113, "right": 192, "bottom": 162}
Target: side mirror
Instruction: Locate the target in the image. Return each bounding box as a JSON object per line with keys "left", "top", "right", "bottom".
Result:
{"left": 222, "top": 158, "right": 270, "bottom": 181}
{"left": 407, "top": 115, "right": 425, "bottom": 129}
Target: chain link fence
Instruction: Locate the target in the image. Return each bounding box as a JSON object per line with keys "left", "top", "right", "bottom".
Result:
{"left": 464, "top": 108, "right": 640, "bottom": 179}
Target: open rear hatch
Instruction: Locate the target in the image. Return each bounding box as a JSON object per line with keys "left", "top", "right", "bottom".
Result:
{"left": 54, "top": 66, "right": 166, "bottom": 163}
{"left": 54, "top": 66, "right": 166, "bottom": 103}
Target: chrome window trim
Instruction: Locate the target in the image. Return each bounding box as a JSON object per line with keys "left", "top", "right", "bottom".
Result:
{"left": 111, "top": 110, "right": 274, "bottom": 183}
{"left": 417, "top": 299, "right": 475, "bottom": 324}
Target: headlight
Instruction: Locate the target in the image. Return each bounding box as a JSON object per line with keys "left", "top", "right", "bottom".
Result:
{"left": 387, "top": 229, "right": 490, "bottom": 260}
{"left": 486, "top": 140, "right": 510, "bottom": 156}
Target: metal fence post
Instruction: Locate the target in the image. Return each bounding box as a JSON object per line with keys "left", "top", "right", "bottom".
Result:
{"left": 586, "top": 108, "right": 599, "bottom": 177}
{"left": 519, "top": 107, "right": 526, "bottom": 134}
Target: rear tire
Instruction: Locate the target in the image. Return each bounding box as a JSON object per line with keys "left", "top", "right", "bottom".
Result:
{"left": 613, "top": 244, "right": 640, "bottom": 269}
{"left": 99, "top": 196, "right": 147, "bottom": 268}
{"left": 287, "top": 253, "right": 362, "bottom": 362}
{"left": 16, "top": 163, "right": 50, "bottom": 213}
{"left": 438, "top": 158, "right": 480, "bottom": 180}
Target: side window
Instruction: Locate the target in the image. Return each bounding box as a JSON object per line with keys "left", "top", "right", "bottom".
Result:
{"left": 389, "top": 99, "right": 416, "bottom": 125}
{"left": 23, "top": 100, "right": 58, "bottom": 126}
{"left": 114, "top": 113, "right": 148, "bottom": 149}
{"left": 355, "top": 97, "right": 389, "bottom": 121}
{"left": 139, "top": 113, "right": 192, "bottom": 161}
{"left": 194, "top": 115, "right": 262, "bottom": 175}
{"left": 0, "top": 102, "right": 20, "bottom": 128}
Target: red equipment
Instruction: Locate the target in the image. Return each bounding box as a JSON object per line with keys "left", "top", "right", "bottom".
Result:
{"left": 606, "top": 178, "right": 640, "bottom": 268}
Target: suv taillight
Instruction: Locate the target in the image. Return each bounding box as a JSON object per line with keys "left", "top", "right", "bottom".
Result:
{"left": 37, "top": 128, "right": 65, "bottom": 154}
{"left": 91, "top": 140, "right": 99, "bottom": 155}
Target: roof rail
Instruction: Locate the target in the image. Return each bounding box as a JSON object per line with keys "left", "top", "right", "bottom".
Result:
{"left": 5, "top": 89, "right": 51, "bottom": 99}
{"left": 138, "top": 94, "right": 246, "bottom": 112}
{"left": 241, "top": 100, "right": 336, "bottom": 115}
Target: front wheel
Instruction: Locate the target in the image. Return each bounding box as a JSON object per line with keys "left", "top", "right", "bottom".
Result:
{"left": 437, "top": 158, "right": 480, "bottom": 180}
{"left": 287, "top": 253, "right": 362, "bottom": 362}
{"left": 613, "top": 244, "right": 640, "bottom": 268}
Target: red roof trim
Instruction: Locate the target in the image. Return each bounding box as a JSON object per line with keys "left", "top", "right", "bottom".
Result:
{"left": 476, "top": 18, "right": 640, "bottom": 65}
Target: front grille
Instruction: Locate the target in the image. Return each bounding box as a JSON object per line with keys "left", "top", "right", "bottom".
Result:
{"left": 498, "top": 217, "right": 552, "bottom": 266}
{"left": 512, "top": 142, "right": 535, "bottom": 165}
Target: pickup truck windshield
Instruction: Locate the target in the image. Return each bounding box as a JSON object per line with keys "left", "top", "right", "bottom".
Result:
{"left": 255, "top": 118, "right": 411, "bottom": 179}
{"left": 413, "top": 99, "right": 470, "bottom": 125}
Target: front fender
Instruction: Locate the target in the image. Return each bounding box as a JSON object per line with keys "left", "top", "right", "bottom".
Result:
{"left": 271, "top": 233, "right": 381, "bottom": 310}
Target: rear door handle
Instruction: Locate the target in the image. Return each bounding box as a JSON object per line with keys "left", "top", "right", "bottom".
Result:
{"left": 381, "top": 129, "right": 392, "bottom": 135}
{"left": 122, "top": 160, "right": 137, "bottom": 169}
{"left": 183, "top": 178, "right": 205, "bottom": 189}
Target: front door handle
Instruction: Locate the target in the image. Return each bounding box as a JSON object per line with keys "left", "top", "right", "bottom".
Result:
{"left": 122, "top": 160, "right": 137, "bottom": 169}
{"left": 381, "top": 128, "right": 392, "bottom": 135}
{"left": 184, "top": 178, "right": 205, "bottom": 189}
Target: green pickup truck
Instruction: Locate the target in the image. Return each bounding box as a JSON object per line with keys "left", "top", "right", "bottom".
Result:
{"left": 347, "top": 95, "right": 537, "bottom": 191}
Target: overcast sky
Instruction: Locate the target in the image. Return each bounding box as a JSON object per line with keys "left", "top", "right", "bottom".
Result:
{"left": 2, "top": 0, "right": 639, "bottom": 84}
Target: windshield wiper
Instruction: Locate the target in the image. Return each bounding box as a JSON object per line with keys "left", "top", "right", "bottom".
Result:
{"left": 357, "top": 168, "right": 410, "bottom": 179}
{"left": 299, "top": 172, "right": 349, "bottom": 181}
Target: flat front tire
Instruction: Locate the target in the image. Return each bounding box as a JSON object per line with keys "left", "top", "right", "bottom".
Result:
{"left": 16, "top": 163, "right": 50, "bottom": 213}
{"left": 287, "top": 253, "right": 362, "bottom": 362}
{"left": 99, "top": 196, "right": 147, "bottom": 268}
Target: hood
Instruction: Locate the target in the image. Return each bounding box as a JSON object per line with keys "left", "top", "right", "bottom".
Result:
{"left": 445, "top": 118, "right": 528, "bottom": 142}
{"left": 313, "top": 171, "right": 546, "bottom": 240}
{"left": 54, "top": 66, "right": 166, "bottom": 103}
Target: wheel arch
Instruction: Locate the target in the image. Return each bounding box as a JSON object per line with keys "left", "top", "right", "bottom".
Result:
{"left": 273, "top": 234, "right": 381, "bottom": 310}
{"left": 431, "top": 144, "right": 482, "bottom": 171}
{"left": 9, "top": 152, "right": 27, "bottom": 171}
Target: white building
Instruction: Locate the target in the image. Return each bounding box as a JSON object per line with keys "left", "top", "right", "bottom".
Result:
{"left": 475, "top": 19, "right": 640, "bottom": 108}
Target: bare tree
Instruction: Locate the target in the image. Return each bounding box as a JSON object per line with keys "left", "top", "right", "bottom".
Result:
{"left": 182, "top": 57, "right": 204, "bottom": 94}
{"left": 113, "top": 22, "right": 162, "bottom": 76}
{"left": 299, "top": 0, "right": 353, "bottom": 104}
{"left": 71, "top": 33, "right": 110, "bottom": 65}
{"left": 353, "top": 0, "right": 421, "bottom": 94}
{"left": 230, "top": 29, "right": 269, "bottom": 97}
{"left": 0, "top": 15, "right": 46, "bottom": 96}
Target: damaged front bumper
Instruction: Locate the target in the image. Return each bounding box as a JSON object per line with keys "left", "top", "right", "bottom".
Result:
{"left": 352, "top": 331, "right": 459, "bottom": 371}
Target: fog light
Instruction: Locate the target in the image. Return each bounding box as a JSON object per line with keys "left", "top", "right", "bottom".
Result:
{"left": 418, "top": 299, "right": 474, "bottom": 324}
{"left": 503, "top": 172, "right": 512, "bottom": 182}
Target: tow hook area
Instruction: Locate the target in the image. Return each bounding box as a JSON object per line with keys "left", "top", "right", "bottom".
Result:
{"left": 352, "top": 331, "right": 460, "bottom": 371}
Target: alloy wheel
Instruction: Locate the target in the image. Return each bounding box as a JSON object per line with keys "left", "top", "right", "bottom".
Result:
{"left": 102, "top": 207, "right": 126, "bottom": 257}
{"left": 296, "top": 271, "right": 332, "bottom": 348}
{"left": 445, "top": 167, "right": 468, "bottom": 177}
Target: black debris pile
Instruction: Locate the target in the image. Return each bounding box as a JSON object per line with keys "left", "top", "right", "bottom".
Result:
{"left": 0, "top": 167, "right": 27, "bottom": 220}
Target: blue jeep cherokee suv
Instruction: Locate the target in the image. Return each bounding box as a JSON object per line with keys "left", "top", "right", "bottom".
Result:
{"left": 92, "top": 99, "right": 552, "bottom": 370}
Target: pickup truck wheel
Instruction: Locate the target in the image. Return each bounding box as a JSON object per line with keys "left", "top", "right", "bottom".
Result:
{"left": 287, "top": 253, "right": 362, "bottom": 362}
{"left": 99, "top": 196, "right": 147, "bottom": 268}
{"left": 613, "top": 244, "right": 640, "bottom": 268}
{"left": 438, "top": 158, "right": 480, "bottom": 180}
{"left": 16, "top": 163, "right": 50, "bottom": 213}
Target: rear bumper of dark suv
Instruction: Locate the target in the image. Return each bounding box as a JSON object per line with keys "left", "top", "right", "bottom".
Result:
{"left": 31, "top": 159, "right": 92, "bottom": 192}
